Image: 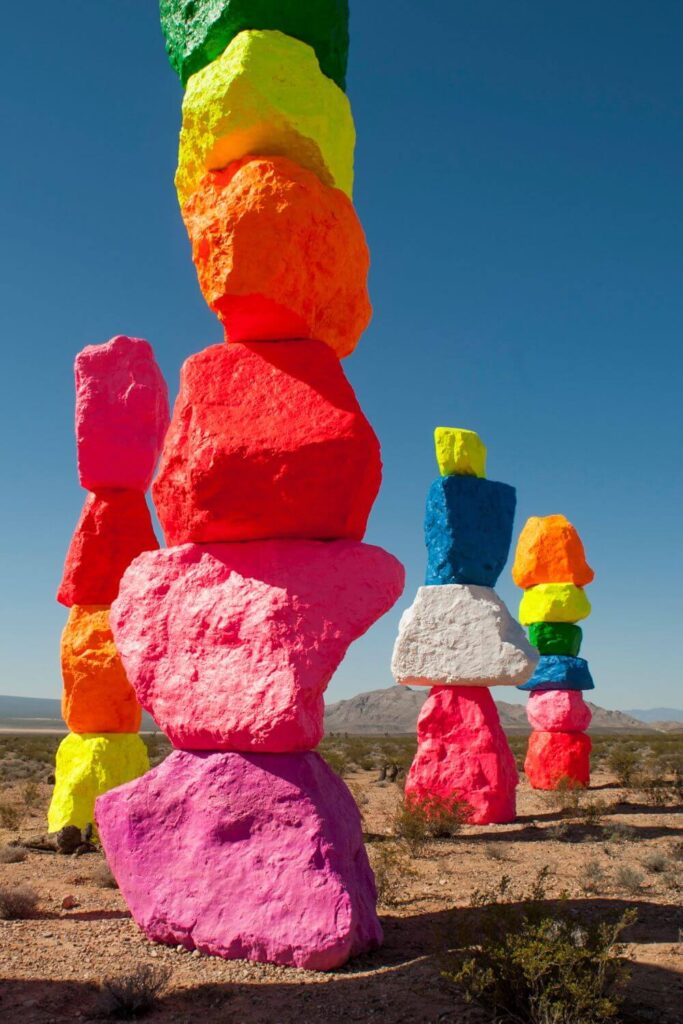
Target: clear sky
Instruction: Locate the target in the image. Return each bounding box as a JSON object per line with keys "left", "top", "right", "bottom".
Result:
{"left": 1, "top": 1, "right": 681, "bottom": 711}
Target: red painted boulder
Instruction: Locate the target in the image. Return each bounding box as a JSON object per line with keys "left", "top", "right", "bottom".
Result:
{"left": 524, "top": 731, "right": 591, "bottom": 790}
{"left": 404, "top": 686, "right": 518, "bottom": 825}
{"left": 152, "top": 341, "right": 382, "bottom": 545}
{"left": 110, "top": 541, "right": 405, "bottom": 752}
{"left": 96, "top": 751, "right": 382, "bottom": 969}
{"left": 57, "top": 491, "right": 159, "bottom": 607}
{"left": 526, "top": 690, "right": 592, "bottom": 733}
{"left": 75, "top": 335, "right": 170, "bottom": 492}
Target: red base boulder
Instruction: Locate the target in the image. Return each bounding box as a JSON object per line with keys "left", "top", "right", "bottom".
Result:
{"left": 524, "top": 730, "right": 591, "bottom": 790}
{"left": 404, "top": 686, "right": 518, "bottom": 825}
{"left": 57, "top": 491, "right": 159, "bottom": 607}
{"left": 152, "top": 341, "right": 382, "bottom": 545}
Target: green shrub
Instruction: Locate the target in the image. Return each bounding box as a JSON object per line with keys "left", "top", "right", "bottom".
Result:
{"left": 606, "top": 746, "right": 640, "bottom": 788}
{"left": 393, "top": 794, "right": 469, "bottom": 854}
{"left": 370, "top": 841, "right": 416, "bottom": 908}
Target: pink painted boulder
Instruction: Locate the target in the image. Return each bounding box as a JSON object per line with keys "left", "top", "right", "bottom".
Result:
{"left": 96, "top": 750, "right": 382, "bottom": 969}
{"left": 526, "top": 690, "right": 592, "bottom": 733}
{"left": 75, "top": 335, "right": 170, "bottom": 492}
{"left": 405, "top": 686, "right": 518, "bottom": 824}
{"left": 111, "top": 541, "right": 405, "bottom": 751}
{"left": 525, "top": 731, "right": 591, "bottom": 790}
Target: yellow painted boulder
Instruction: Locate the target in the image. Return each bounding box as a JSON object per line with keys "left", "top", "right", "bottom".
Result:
{"left": 47, "top": 733, "right": 149, "bottom": 834}
{"left": 175, "top": 29, "right": 354, "bottom": 209}
{"left": 434, "top": 427, "right": 487, "bottom": 478}
{"left": 61, "top": 606, "right": 142, "bottom": 734}
{"left": 519, "top": 583, "right": 592, "bottom": 626}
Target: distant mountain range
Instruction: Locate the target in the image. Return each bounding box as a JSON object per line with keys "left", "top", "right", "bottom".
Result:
{"left": 1, "top": 692, "right": 680, "bottom": 736}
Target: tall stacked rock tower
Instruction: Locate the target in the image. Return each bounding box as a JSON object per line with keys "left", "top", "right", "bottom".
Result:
{"left": 513, "top": 515, "right": 595, "bottom": 789}
{"left": 391, "top": 429, "right": 537, "bottom": 824}
{"left": 95, "top": 2, "right": 405, "bottom": 969}
{"left": 49, "top": 336, "right": 169, "bottom": 833}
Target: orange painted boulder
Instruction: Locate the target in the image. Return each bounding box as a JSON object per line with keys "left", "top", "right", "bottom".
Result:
{"left": 61, "top": 606, "right": 142, "bottom": 734}
{"left": 512, "top": 515, "right": 594, "bottom": 589}
{"left": 57, "top": 491, "right": 159, "bottom": 608}
{"left": 152, "top": 341, "right": 381, "bottom": 545}
{"left": 524, "top": 730, "right": 591, "bottom": 790}
{"left": 182, "top": 157, "right": 371, "bottom": 358}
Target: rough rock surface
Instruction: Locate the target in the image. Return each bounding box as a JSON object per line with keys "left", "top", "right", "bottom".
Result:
{"left": 61, "top": 606, "right": 141, "bottom": 734}
{"left": 519, "top": 584, "right": 592, "bottom": 625}
{"left": 424, "top": 476, "right": 516, "bottom": 587}
{"left": 518, "top": 655, "right": 594, "bottom": 692}
{"left": 176, "top": 30, "right": 354, "bottom": 208}
{"left": 47, "top": 733, "right": 149, "bottom": 833}
{"left": 512, "top": 514, "right": 594, "bottom": 589}
{"left": 392, "top": 585, "right": 537, "bottom": 689}
{"left": 152, "top": 341, "right": 382, "bottom": 545}
{"left": 111, "top": 541, "right": 404, "bottom": 751}
{"left": 526, "top": 690, "right": 592, "bottom": 733}
{"left": 528, "top": 621, "right": 583, "bottom": 657}
{"left": 524, "top": 730, "right": 592, "bottom": 790}
{"left": 183, "top": 157, "right": 371, "bottom": 357}
{"left": 96, "top": 750, "right": 381, "bottom": 969}
{"left": 405, "top": 686, "right": 519, "bottom": 824}
{"left": 57, "top": 491, "right": 158, "bottom": 607}
{"left": 433, "top": 427, "right": 486, "bottom": 478}
{"left": 75, "top": 335, "right": 169, "bottom": 492}
{"left": 160, "top": 0, "right": 350, "bottom": 89}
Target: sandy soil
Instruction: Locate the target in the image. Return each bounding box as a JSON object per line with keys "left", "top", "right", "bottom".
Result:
{"left": 0, "top": 769, "right": 681, "bottom": 1023}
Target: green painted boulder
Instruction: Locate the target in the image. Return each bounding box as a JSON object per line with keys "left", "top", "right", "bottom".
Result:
{"left": 160, "top": 0, "right": 350, "bottom": 89}
{"left": 528, "top": 622, "right": 582, "bottom": 657}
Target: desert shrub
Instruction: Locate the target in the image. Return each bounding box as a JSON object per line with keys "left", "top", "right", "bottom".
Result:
{"left": 370, "top": 842, "right": 416, "bottom": 908}
{"left": 577, "top": 798, "right": 606, "bottom": 828}
{"left": 604, "top": 823, "right": 638, "bottom": 844}
{"left": 319, "top": 746, "right": 349, "bottom": 777}
{"left": 92, "top": 862, "right": 118, "bottom": 889}
{"left": 547, "top": 777, "right": 583, "bottom": 816}
{"left": 22, "top": 781, "right": 41, "bottom": 811}
{"left": 442, "top": 871, "right": 635, "bottom": 1024}
{"left": 96, "top": 964, "right": 171, "bottom": 1019}
{"left": 394, "top": 795, "right": 469, "bottom": 854}
{"left": 582, "top": 860, "right": 607, "bottom": 894}
{"left": 642, "top": 852, "right": 669, "bottom": 874}
{"left": 0, "top": 885, "right": 38, "bottom": 919}
{"left": 614, "top": 865, "right": 644, "bottom": 894}
{"left": 669, "top": 840, "right": 683, "bottom": 862}
{"left": 484, "top": 843, "right": 511, "bottom": 861}
{"left": 606, "top": 746, "right": 640, "bottom": 788}
{"left": 0, "top": 802, "right": 20, "bottom": 829}
{"left": 0, "top": 844, "right": 26, "bottom": 864}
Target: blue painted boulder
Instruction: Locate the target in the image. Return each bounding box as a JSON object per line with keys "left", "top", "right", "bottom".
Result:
{"left": 517, "top": 655, "right": 595, "bottom": 692}
{"left": 424, "top": 476, "right": 516, "bottom": 587}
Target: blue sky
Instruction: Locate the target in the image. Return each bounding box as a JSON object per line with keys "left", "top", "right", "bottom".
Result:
{"left": 1, "top": 1, "right": 681, "bottom": 710}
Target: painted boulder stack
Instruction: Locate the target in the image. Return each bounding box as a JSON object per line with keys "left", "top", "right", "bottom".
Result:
{"left": 95, "top": 1, "right": 405, "bottom": 971}
{"left": 391, "top": 429, "right": 538, "bottom": 824}
{"left": 513, "top": 515, "right": 595, "bottom": 789}
{"left": 49, "top": 336, "right": 169, "bottom": 833}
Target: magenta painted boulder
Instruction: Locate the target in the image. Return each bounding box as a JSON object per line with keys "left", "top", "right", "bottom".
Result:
{"left": 526, "top": 690, "right": 592, "bottom": 733}
{"left": 96, "top": 750, "right": 382, "bottom": 969}
{"left": 75, "top": 335, "right": 170, "bottom": 492}
{"left": 405, "top": 685, "right": 518, "bottom": 824}
{"left": 111, "top": 541, "right": 405, "bottom": 751}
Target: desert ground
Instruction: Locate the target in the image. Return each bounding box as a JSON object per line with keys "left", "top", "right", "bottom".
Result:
{"left": 0, "top": 732, "right": 681, "bottom": 1024}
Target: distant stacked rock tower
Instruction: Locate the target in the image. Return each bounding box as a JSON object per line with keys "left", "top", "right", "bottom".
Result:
{"left": 49, "top": 336, "right": 169, "bottom": 833}
{"left": 513, "top": 515, "right": 595, "bottom": 789}
{"left": 392, "top": 429, "right": 538, "bottom": 824}
{"left": 95, "top": 1, "right": 405, "bottom": 970}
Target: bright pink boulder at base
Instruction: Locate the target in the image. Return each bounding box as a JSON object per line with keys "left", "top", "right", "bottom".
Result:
{"left": 75, "top": 335, "right": 170, "bottom": 492}
{"left": 526, "top": 690, "right": 592, "bottom": 733}
{"left": 57, "top": 490, "right": 158, "bottom": 607}
{"left": 525, "top": 730, "right": 592, "bottom": 790}
{"left": 96, "top": 750, "right": 382, "bottom": 970}
{"left": 110, "top": 540, "right": 405, "bottom": 752}
{"left": 404, "top": 686, "right": 518, "bottom": 825}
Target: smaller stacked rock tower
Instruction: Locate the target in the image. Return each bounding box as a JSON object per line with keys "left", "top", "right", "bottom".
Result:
{"left": 513, "top": 515, "right": 595, "bottom": 789}
{"left": 49, "top": 336, "right": 169, "bottom": 832}
{"left": 392, "top": 428, "right": 538, "bottom": 824}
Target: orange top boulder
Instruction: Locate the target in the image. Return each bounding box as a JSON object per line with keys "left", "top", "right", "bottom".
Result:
{"left": 182, "top": 156, "right": 371, "bottom": 358}
{"left": 512, "top": 514, "right": 594, "bottom": 589}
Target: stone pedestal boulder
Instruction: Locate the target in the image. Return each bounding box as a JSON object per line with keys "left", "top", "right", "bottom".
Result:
{"left": 152, "top": 341, "right": 381, "bottom": 545}
{"left": 526, "top": 690, "right": 592, "bottom": 733}
{"left": 111, "top": 540, "right": 404, "bottom": 751}
{"left": 512, "top": 514, "right": 594, "bottom": 589}
{"left": 518, "top": 655, "right": 594, "bottom": 692}
{"left": 524, "top": 731, "right": 591, "bottom": 790}
{"left": 96, "top": 750, "right": 381, "bottom": 970}
{"left": 405, "top": 686, "right": 519, "bottom": 824}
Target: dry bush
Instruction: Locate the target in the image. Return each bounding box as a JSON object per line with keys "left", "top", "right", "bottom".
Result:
{"left": 0, "top": 844, "right": 26, "bottom": 864}
{"left": 393, "top": 794, "right": 469, "bottom": 855}
{"left": 96, "top": 964, "right": 171, "bottom": 1019}
{"left": 546, "top": 777, "right": 584, "bottom": 816}
{"left": 370, "top": 841, "right": 416, "bottom": 907}
{"left": 604, "top": 823, "right": 638, "bottom": 845}
{"left": 0, "top": 884, "right": 38, "bottom": 919}
{"left": 642, "top": 851, "right": 669, "bottom": 874}
{"left": 92, "top": 862, "right": 118, "bottom": 889}
{"left": 582, "top": 860, "right": 607, "bottom": 895}
{"left": 606, "top": 745, "right": 640, "bottom": 788}
{"left": 614, "top": 865, "right": 644, "bottom": 894}
{"left": 0, "top": 802, "right": 20, "bottom": 829}
{"left": 484, "top": 843, "right": 511, "bottom": 861}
